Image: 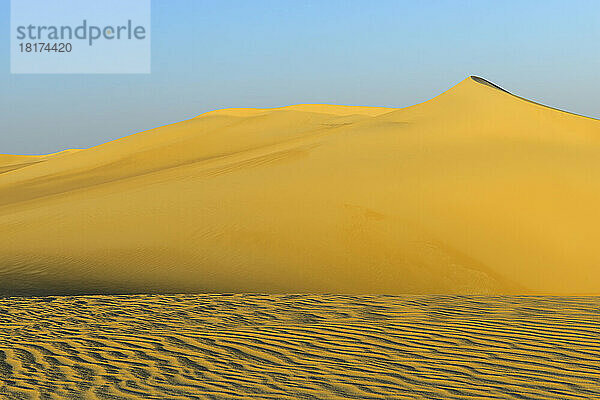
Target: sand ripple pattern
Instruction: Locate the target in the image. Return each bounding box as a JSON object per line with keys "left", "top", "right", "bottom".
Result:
{"left": 0, "top": 295, "right": 599, "bottom": 399}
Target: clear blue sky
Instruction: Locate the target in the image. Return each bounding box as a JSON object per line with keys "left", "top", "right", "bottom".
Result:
{"left": 1, "top": 0, "right": 599, "bottom": 155}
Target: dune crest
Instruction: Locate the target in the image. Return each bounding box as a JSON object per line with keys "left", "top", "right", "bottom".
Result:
{"left": 1, "top": 76, "right": 599, "bottom": 296}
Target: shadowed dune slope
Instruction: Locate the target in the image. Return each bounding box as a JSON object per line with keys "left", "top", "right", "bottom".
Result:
{"left": 1, "top": 76, "right": 599, "bottom": 295}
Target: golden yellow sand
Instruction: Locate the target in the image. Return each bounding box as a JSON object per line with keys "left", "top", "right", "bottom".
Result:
{"left": 1, "top": 76, "right": 599, "bottom": 295}
{"left": 1, "top": 294, "right": 598, "bottom": 399}
{"left": 0, "top": 150, "right": 81, "bottom": 174}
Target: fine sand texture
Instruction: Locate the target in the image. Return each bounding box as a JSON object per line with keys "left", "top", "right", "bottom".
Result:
{"left": 1, "top": 76, "right": 600, "bottom": 295}
{"left": 0, "top": 294, "right": 598, "bottom": 399}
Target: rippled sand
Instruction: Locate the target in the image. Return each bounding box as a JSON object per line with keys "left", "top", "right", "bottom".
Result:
{"left": 1, "top": 295, "right": 598, "bottom": 399}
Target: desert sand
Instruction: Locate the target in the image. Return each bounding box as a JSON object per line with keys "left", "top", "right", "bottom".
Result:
{"left": 1, "top": 76, "right": 600, "bottom": 296}
{"left": 1, "top": 294, "right": 598, "bottom": 399}
{"left": 1, "top": 78, "right": 599, "bottom": 400}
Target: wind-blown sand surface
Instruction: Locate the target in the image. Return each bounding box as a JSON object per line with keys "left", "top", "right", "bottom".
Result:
{"left": 2, "top": 79, "right": 600, "bottom": 399}
{"left": 1, "top": 294, "right": 598, "bottom": 399}
{"left": 1, "top": 76, "right": 600, "bottom": 295}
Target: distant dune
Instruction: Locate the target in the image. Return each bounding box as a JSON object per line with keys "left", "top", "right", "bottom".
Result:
{"left": 1, "top": 76, "right": 599, "bottom": 296}
{"left": 0, "top": 149, "right": 81, "bottom": 174}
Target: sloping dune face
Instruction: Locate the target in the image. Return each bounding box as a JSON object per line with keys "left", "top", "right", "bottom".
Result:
{"left": 1, "top": 77, "right": 599, "bottom": 295}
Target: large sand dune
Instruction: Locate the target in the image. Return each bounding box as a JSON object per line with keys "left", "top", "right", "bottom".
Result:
{"left": 1, "top": 76, "right": 599, "bottom": 295}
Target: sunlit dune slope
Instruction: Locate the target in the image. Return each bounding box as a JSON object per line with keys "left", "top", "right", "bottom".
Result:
{"left": 0, "top": 150, "right": 81, "bottom": 174}
{"left": 1, "top": 76, "right": 599, "bottom": 296}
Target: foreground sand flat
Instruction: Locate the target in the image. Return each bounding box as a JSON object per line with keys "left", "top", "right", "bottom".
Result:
{"left": 0, "top": 295, "right": 598, "bottom": 399}
{"left": 1, "top": 76, "right": 600, "bottom": 295}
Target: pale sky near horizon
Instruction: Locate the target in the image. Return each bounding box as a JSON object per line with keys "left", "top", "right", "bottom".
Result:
{"left": 1, "top": 0, "right": 599, "bottom": 155}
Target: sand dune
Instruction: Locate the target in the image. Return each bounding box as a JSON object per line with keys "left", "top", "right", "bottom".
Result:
{"left": 1, "top": 294, "right": 598, "bottom": 399}
{"left": 1, "top": 76, "right": 599, "bottom": 295}
{"left": 0, "top": 150, "right": 81, "bottom": 175}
